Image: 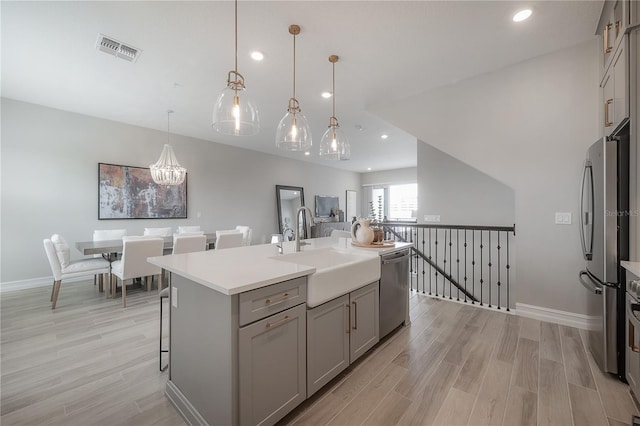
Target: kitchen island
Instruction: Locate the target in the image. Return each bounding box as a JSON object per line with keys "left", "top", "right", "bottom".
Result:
{"left": 148, "top": 237, "right": 411, "bottom": 426}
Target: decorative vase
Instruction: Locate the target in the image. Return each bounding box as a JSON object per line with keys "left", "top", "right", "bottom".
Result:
{"left": 351, "top": 218, "right": 374, "bottom": 245}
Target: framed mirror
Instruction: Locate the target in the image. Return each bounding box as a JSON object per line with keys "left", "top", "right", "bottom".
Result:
{"left": 276, "top": 185, "right": 307, "bottom": 241}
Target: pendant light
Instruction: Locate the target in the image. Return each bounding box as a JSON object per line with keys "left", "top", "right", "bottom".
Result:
{"left": 212, "top": 0, "right": 259, "bottom": 136}
{"left": 319, "top": 55, "right": 350, "bottom": 160}
{"left": 150, "top": 110, "right": 186, "bottom": 186}
{"left": 275, "top": 25, "right": 312, "bottom": 151}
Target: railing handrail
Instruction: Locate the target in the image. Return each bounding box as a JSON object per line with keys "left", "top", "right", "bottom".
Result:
{"left": 381, "top": 222, "right": 516, "bottom": 235}
{"left": 381, "top": 221, "right": 515, "bottom": 311}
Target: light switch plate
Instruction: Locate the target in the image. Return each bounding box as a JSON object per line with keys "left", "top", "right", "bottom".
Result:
{"left": 172, "top": 287, "right": 178, "bottom": 308}
{"left": 555, "top": 212, "right": 572, "bottom": 225}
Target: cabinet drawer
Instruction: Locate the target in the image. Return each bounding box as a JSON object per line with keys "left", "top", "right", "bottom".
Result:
{"left": 239, "top": 277, "right": 307, "bottom": 326}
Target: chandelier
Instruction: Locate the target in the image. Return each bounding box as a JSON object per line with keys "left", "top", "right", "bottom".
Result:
{"left": 150, "top": 110, "right": 186, "bottom": 186}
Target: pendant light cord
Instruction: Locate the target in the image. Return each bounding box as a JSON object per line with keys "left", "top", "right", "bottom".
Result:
{"left": 234, "top": 0, "right": 238, "bottom": 74}
{"left": 332, "top": 61, "right": 336, "bottom": 117}
{"left": 292, "top": 31, "right": 296, "bottom": 100}
{"left": 167, "top": 110, "right": 172, "bottom": 144}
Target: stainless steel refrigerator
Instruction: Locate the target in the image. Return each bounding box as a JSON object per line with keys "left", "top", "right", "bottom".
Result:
{"left": 579, "top": 119, "right": 629, "bottom": 378}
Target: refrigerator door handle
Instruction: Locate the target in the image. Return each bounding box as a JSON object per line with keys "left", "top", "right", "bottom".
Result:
{"left": 580, "top": 161, "right": 594, "bottom": 260}
{"left": 579, "top": 270, "right": 603, "bottom": 294}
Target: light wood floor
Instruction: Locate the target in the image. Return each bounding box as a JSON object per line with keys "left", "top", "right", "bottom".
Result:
{"left": 1, "top": 281, "right": 638, "bottom": 426}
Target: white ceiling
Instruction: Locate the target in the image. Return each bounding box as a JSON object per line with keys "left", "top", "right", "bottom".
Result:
{"left": 1, "top": 1, "right": 603, "bottom": 173}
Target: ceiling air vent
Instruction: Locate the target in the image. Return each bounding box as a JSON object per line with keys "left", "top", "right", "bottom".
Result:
{"left": 95, "top": 34, "right": 141, "bottom": 63}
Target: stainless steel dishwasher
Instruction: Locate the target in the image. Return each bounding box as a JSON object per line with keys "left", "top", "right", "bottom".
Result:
{"left": 379, "top": 248, "right": 410, "bottom": 339}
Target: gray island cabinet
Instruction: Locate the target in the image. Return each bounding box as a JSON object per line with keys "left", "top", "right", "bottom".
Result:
{"left": 306, "top": 281, "right": 379, "bottom": 397}
{"left": 147, "top": 240, "right": 405, "bottom": 426}
{"left": 166, "top": 273, "right": 308, "bottom": 426}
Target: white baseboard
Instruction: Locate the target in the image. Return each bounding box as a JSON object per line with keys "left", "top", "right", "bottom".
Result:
{"left": 515, "top": 302, "right": 594, "bottom": 330}
{"left": 0, "top": 276, "right": 87, "bottom": 292}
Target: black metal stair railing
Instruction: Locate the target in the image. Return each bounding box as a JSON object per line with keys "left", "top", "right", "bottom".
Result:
{"left": 383, "top": 222, "right": 516, "bottom": 311}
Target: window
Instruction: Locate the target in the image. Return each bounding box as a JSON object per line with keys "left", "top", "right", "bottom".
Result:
{"left": 364, "top": 183, "right": 417, "bottom": 221}
{"left": 389, "top": 184, "right": 417, "bottom": 220}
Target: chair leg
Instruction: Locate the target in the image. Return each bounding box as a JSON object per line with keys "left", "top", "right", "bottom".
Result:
{"left": 51, "top": 280, "right": 62, "bottom": 309}
{"left": 122, "top": 278, "right": 127, "bottom": 308}
{"left": 98, "top": 274, "right": 104, "bottom": 293}
{"left": 50, "top": 280, "right": 56, "bottom": 302}
{"left": 146, "top": 276, "right": 152, "bottom": 292}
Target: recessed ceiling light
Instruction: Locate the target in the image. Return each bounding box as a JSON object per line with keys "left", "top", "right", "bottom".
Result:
{"left": 367, "top": 167, "right": 372, "bottom": 171}
{"left": 250, "top": 50, "right": 264, "bottom": 61}
{"left": 512, "top": 9, "right": 532, "bottom": 22}
{"left": 304, "top": 152, "right": 310, "bottom": 156}
{"left": 381, "top": 134, "right": 389, "bottom": 139}
{"left": 321, "top": 91, "right": 332, "bottom": 99}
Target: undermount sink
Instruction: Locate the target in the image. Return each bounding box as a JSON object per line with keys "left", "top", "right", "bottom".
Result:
{"left": 272, "top": 247, "right": 380, "bottom": 307}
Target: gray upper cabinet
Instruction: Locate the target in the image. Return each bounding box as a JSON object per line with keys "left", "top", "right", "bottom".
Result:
{"left": 598, "top": 1, "right": 639, "bottom": 76}
{"left": 239, "top": 303, "right": 307, "bottom": 426}
{"left": 602, "top": 38, "right": 629, "bottom": 135}
{"left": 306, "top": 282, "right": 379, "bottom": 397}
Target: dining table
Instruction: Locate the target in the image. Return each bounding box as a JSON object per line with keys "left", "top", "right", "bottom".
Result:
{"left": 75, "top": 233, "right": 217, "bottom": 256}
{"left": 75, "top": 233, "right": 217, "bottom": 298}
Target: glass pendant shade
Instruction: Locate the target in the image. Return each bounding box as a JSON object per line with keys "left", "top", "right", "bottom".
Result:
{"left": 211, "top": 0, "right": 260, "bottom": 136}
{"left": 212, "top": 82, "right": 260, "bottom": 136}
{"left": 276, "top": 99, "right": 312, "bottom": 151}
{"left": 319, "top": 54, "right": 350, "bottom": 160}
{"left": 150, "top": 144, "right": 186, "bottom": 186}
{"left": 319, "top": 118, "right": 350, "bottom": 160}
{"left": 276, "top": 24, "right": 311, "bottom": 151}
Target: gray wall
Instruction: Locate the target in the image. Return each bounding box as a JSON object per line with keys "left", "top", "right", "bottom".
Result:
{"left": 371, "top": 40, "right": 599, "bottom": 315}
{"left": 418, "top": 141, "right": 515, "bottom": 226}
{"left": 1, "top": 98, "right": 360, "bottom": 284}
{"left": 360, "top": 167, "right": 417, "bottom": 187}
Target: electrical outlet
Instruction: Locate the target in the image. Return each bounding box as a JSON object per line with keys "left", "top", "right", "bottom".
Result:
{"left": 172, "top": 287, "right": 178, "bottom": 308}
{"left": 424, "top": 215, "right": 441, "bottom": 223}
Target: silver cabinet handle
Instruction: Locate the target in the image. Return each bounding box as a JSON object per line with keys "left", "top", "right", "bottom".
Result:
{"left": 604, "top": 23, "right": 612, "bottom": 53}
{"left": 265, "top": 293, "right": 289, "bottom": 304}
{"left": 346, "top": 304, "right": 351, "bottom": 334}
{"left": 352, "top": 301, "right": 358, "bottom": 330}
{"left": 266, "top": 315, "right": 291, "bottom": 329}
{"left": 605, "top": 99, "right": 614, "bottom": 127}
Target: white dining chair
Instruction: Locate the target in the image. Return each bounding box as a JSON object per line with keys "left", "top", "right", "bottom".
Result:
{"left": 110, "top": 236, "right": 164, "bottom": 307}
{"left": 43, "top": 235, "right": 110, "bottom": 309}
{"left": 172, "top": 234, "right": 207, "bottom": 256}
{"left": 143, "top": 227, "right": 172, "bottom": 237}
{"left": 215, "top": 231, "right": 244, "bottom": 250}
{"left": 92, "top": 228, "right": 127, "bottom": 290}
{"left": 235, "top": 226, "right": 253, "bottom": 246}
{"left": 177, "top": 225, "right": 201, "bottom": 234}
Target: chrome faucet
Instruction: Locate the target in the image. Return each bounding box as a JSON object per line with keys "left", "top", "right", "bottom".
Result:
{"left": 295, "top": 206, "right": 314, "bottom": 252}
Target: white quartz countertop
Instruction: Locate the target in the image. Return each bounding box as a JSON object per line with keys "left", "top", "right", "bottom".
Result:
{"left": 622, "top": 261, "right": 640, "bottom": 278}
{"left": 148, "top": 237, "right": 412, "bottom": 295}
